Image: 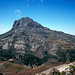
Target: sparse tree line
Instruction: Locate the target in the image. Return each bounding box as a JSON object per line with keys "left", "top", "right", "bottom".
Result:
{"left": 0, "top": 46, "right": 49, "bottom": 67}
{"left": 0, "top": 46, "right": 15, "bottom": 61}
{"left": 19, "top": 53, "right": 48, "bottom": 67}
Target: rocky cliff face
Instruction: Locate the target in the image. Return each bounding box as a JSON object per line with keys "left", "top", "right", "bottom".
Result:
{"left": 0, "top": 17, "right": 75, "bottom": 63}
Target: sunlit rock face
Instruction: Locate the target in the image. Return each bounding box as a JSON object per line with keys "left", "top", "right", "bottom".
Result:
{"left": 0, "top": 17, "right": 75, "bottom": 61}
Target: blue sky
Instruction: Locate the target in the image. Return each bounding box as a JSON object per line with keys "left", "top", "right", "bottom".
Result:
{"left": 0, "top": 0, "right": 75, "bottom": 35}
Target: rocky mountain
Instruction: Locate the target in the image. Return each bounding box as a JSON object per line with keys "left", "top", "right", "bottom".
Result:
{"left": 0, "top": 17, "right": 75, "bottom": 66}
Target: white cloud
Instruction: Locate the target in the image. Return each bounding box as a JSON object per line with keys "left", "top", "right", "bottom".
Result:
{"left": 0, "top": 24, "right": 3, "bottom": 27}
{"left": 0, "top": 24, "right": 3, "bottom": 32}
{"left": 15, "top": 9, "right": 22, "bottom": 17}
{"left": 0, "top": 28, "right": 1, "bottom": 32}
{"left": 40, "top": 0, "right": 43, "bottom": 2}
{"left": 0, "top": 29, "right": 1, "bottom": 33}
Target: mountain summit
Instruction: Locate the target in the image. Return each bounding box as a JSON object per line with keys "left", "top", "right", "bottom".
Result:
{"left": 13, "top": 17, "right": 43, "bottom": 29}
{"left": 0, "top": 17, "right": 75, "bottom": 65}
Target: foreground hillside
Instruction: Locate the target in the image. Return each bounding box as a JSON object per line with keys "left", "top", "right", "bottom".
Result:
{"left": 0, "top": 61, "right": 54, "bottom": 75}
{"left": 0, "top": 61, "right": 75, "bottom": 75}
{"left": 0, "top": 17, "right": 75, "bottom": 66}
{"left": 0, "top": 61, "right": 30, "bottom": 75}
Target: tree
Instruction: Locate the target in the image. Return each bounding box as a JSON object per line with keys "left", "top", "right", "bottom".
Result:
{"left": 61, "top": 71, "right": 66, "bottom": 75}
{"left": 69, "top": 65, "right": 75, "bottom": 71}
{"left": 50, "top": 68, "right": 60, "bottom": 75}
{"left": 0, "top": 73, "right": 3, "bottom": 75}
{"left": 41, "top": 73, "right": 46, "bottom": 75}
{"left": 69, "top": 65, "right": 75, "bottom": 75}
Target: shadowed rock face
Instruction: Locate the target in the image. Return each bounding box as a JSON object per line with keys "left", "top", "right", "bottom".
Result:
{"left": 0, "top": 17, "right": 75, "bottom": 62}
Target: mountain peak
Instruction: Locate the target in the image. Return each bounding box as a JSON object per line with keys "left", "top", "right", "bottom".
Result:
{"left": 12, "top": 17, "right": 43, "bottom": 29}
{"left": 20, "top": 17, "right": 33, "bottom": 21}
{"left": 13, "top": 17, "right": 33, "bottom": 29}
